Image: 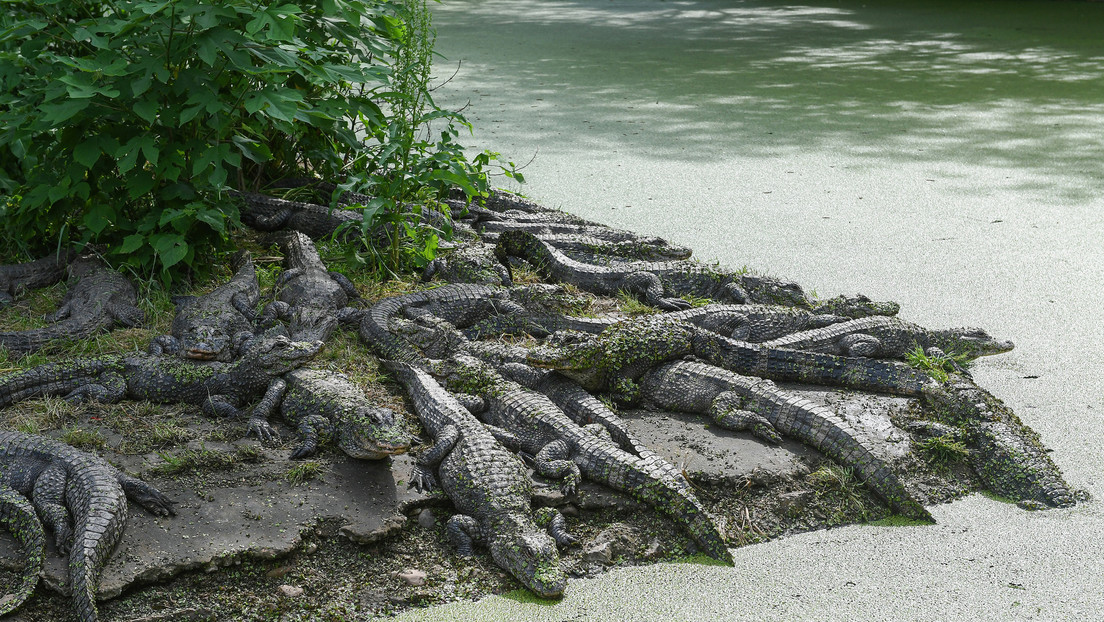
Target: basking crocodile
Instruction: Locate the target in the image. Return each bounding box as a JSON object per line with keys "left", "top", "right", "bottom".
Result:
{"left": 809, "top": 293, "right": 900, "bottom": 319}
{"left": 149, "top": 251, "right": 260, "bottom": 361}
{"left": 526, "top": 315, "right": 938, "bottom": 399}
{"left": 383, "top": 359, "right": 572, "bottom": 598}
{"left": 0, "top": 257, "right": 144, "bottom": 353}
{"left": 435, "top": 355, "right": 733, "bottom": 563}
{"left": 638, "top": 360, "right": 933, "bottom": 521}
{"left": 0, "top": 430, "right": 174, "bottom": 622}
{"left": 922, "top": 377, "right": 1075, "bottom": 508}
{"left": 237, "top": 191, "right": 361, "bottom": 241}
{"left": 358, "top": 284, "right": 527, "bottom": 366}
{"left": 761, "top": 316, "right": 1014, "bottom": 361}
{"left": 0, "top": 335, "right": 322, "bottom": 422}
{"left": 0, "top": 249, "right": 78, "bottom": 307}
{"left": 260, "top": 231, "right": 362, "bottom": 343}
{"left": 0, "top": 484, "right": 44, "bottom": 617}
{"left": 496, "top": 230, "right": 808, "bottom": 310}
{"left": 249, "top": 368, "right": 412, "bottom": 460}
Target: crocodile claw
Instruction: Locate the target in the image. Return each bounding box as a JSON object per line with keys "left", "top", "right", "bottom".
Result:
{"left": 411, "top": 466, "right": 438, "bottom": 493}
{"left": 247, "top": 417, "right": 279, "bottom": 443}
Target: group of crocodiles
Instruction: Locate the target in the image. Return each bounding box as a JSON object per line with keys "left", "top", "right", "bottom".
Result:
{"left": 0, "top": 184, "right": 1076, "bottom": 617}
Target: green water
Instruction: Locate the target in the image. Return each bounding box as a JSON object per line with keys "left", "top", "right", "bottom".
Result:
{"left": 433, "top": 0, "right": 1104, "bottom": 201}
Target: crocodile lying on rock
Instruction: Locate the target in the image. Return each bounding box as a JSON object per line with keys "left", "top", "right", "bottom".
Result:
{"left": 496, "top": 230, "right": 809, "bottom": 310}
{"left": 383, "top": 359, "right": 573, "bottom": 598}
{"left": 761, "top": 316, "right": 1014, "bottom": 361}
{"left": 0, "top": 249, "right": 79, "bottom": 307}
{"left": 249, "top": 368, "right": 412, "bottom": 460}
{"left": 434, "top": 355, "right": 733, "bottom": 563}
{"left": 0, "top": 430, "right": 174, "bottom": 622}
{"left": 527, "top": 315, "right": 938, "bottom": 400}
{"left": 0, "top": 335, "right": 322, "bottom": 421}
{"left": 639, "top": 360, "right": 932, "bottom": 521}
{"left": 260, "top": 231, "right": 362, "bottom": 343}
{"left": 149, "top": 251, "right": 260, "bottom": 361}
{"left": 0, "top": 257, "right": 144, "bottom": 353}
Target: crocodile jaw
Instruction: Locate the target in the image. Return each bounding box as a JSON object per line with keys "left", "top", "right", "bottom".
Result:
{"left": 490, "top": 532, "right": 567, "bottom": 599}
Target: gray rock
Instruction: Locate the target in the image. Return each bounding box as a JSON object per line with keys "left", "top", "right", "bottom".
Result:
{"left": 277, "top": 584, "right": 304, "bottom": 598}
{"left": 397, "top": 568, "right": 427, "bottom": 586}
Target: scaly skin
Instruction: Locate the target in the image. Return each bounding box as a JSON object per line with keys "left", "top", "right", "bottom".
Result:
{"left": 0, "top": 249, "right": 78, "bottom": 307}
{"left": 358, "top": 284, "right": 525, "bottom": 366}
{"left": 0, "top": 257, "right": 144, "bottom": 353}
{"left": 149, "top": 252, "right": 260, "bottom": 361}
{"left": 639, "top": 360, "right": 933, "bottom": 521}
{"left": 0, "top": 485, "right": 44, "bottom": 617}
{"left": 435, "top": 355, "right": 733, "bottom": 563}
{"left": 477, "top": 230, "right": 694, "bottom": 261}
{"left": 236, "top": 191, "right": 362, "bottom": 241}
{"left": 251, "top": 368, "right": 412, "bottom": 460}
{"left": 0, "top": 336, "right": 323, "bottom": 423}
{"left": 495, "top": 230, "right": 808, "bottom": 310}
{"left": 0, "top": 431, "right": 174, "bottom": 622}
{"left": 422, "top": 243, "right": 513, "bottom": 287}
{"left": 260, "top": 231, "right": 362, "bottom": 343}
{"left": 383, "top": 359, "right": 571, "bottom": 598}
{"left": 762, "top": 316, "right": 1014, "bottom": 361}
{"left": 526, "top": 315, "right": 938, "bottom": 398}
{"left": 923, "top": 377, "right": 1075, "bottom": 508}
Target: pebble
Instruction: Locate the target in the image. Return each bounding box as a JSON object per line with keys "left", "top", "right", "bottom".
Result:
{"left": 418, "top": 508, "right": 436, "bottom": 529}
{"left": 278, "top": 584, "right": 304, "bottom": 598}
{"left": 397, "top": 568, "right": 427, "bottom": 586}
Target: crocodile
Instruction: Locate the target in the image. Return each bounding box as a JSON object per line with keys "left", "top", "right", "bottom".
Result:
{"left": 237, "top": 191, "right": 362, "bottom": 241}
{"left": 0, "top": 430, "right": 174, "bottom": 622}
{"left": 495, "top": 230, "right": 809, "bottom": 310}
{"left": 358, "top": 284, "right": 528, "bottom": 366}
{"left": 149, "top": 251, "right": 260, "bottom": 361}
{"left": 0, "top": 249, "right": 79, "bottom": 307}
{"left": 761, "top": 316, "right": 1014, "bottom": 361}
{"left": 434, "top": 355, "right": 733, "bottom": 563}
{"left": 0, "top": 484, "right": 44, "bottom": 617}
{"left": 922, "top": 376, "right": 1075, "bottom": 508}
{"left": 260, "top": 231, "right": 362, "bottom": 343}
{"left": 526, "top": 315, "right": 938, "bottom": 399}
{"left": 809, "top": 293, "right": 900, "bottom": 319}
{"left": 0, "top": 257, "right": 144, "bottom": 353}
{"left": 382, "top": 359, "right": 572, "bottom": 598}
{"left": 638, "top": 360, "right": 933, "bottom": 521}
{"left": 249, "top": 368, "right": 412, "bottom": 460}
{"left": 422, "top": 243, "right": 513, "bottom": 287}
{"left": 0, "top": 336, "right": 322, "bottom": 424}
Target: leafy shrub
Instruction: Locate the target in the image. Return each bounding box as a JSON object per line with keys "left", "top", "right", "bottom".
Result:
{"left": 0, "top": 0, "right": 499, "bottom": 284}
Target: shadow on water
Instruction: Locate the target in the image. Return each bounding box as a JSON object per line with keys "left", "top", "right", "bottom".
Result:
{"left": 433, "top": 0, "right": 1104, "bottom": 202}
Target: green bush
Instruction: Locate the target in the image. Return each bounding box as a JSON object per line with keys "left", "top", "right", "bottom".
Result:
{"left": 0, "top": 0, "right": 497, "bottom": 284}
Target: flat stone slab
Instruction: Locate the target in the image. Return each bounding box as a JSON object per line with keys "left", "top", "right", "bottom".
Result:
{"left": 620, "top": 385, "right": 915, "bottom": 485}
{"left": 0, "top": 445, "right": 430, "bottom": 601}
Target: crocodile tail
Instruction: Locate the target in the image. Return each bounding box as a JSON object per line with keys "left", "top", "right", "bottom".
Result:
{"left": 0, "top": 486, "right": 45, "bottom": 617}
{"left": 595, "top": 448, "right": 732, "bottom": 563}
{"left": 0, "top": 359, "right": 116, "bottom": 408}
{"left": 67, "top": 480, "right": 128, "bottom": 622}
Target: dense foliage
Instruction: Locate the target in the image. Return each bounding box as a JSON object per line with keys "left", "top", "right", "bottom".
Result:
{"left": 0, "top": 0, "right": 503, "bottom": 284}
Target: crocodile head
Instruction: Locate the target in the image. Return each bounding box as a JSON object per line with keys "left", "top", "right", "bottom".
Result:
{"left": 336, "top": 405, "right": 412, "bottom": 460}
{"left": 243, "top": 335, "right": 324, "bottom": 375}
{"left": 488, "top": 514, "right": 567, "bottom": 599}
{"left": 178, "top": 324, "right": 232, "bottom": 361}
{"left": 811, "top": 294, "right": 901, "bottom": 319}
{"left": 932, "top": 327, "right": 1014, "bottom": 359}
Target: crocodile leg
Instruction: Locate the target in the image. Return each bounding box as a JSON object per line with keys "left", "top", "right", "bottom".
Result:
{"left": 0, "top": 485, "right": 45, "bottom": 617}
{"left": 30, "top": 463, "right": 73, "bottom": 553}
{"left": 117, "top": 474, "right": 175, "bottom": 516}
{"left": 290, "top": 414, "right": 334, "bottom": 459}
{"left": 63, "top": 372, "right": 126, "bottom": 405}
{"left": 533, "top": 440, "right": 581, "bottom": 496}
{"left": 446, "top": 514, "right": 483, "bottom": 557}
{"left": 534, "top": 506, "right": 577, "bottom": 546}
{"left": 412, "top": 424, "right": 460, "bottom": 492}
{"left": 710, "top": 392, "right": 783, "bottom": 443}
{"left": 247, "top": 378, "right": 288, "bottom": 441}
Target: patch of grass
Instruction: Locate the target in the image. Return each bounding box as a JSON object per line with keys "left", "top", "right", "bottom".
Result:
{"left": 61, "top": 426, "right": 107, "bottom": 450}
{"left": 153, "top": 445, "right": 262, "bottom": 476}
{"left": 906, "top": 346, "right": 971, "bottom": 383}
{"left": 808, "top": 463, "right": 873, "bottom": 524}
{"left": 916, "top": 434, "right": 970, "bottom": 468}
{"left": 614, "top": 290, "right": 660, "bottom": 315}
{"left": 979, "top": 491, "right": 1016, "bottom": 504}
{"left": 285, "top": 461, "right": 326, "bottom": 485}
{"left": 678, "top": 294, "right": 714, "bottom": 308}
{"left": 0, "top": 396, "right": 74, "bottom": 434}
